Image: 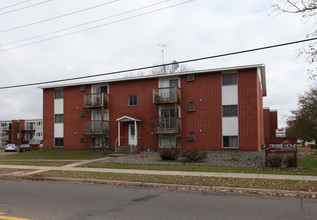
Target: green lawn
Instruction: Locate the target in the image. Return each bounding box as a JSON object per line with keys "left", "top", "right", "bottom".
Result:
{"left": 81, "top": 155, "right": 317, "bottom": 176}
{"left": 0, "top": 160, "right": 76, "bottom": 167}
{"left": 39, "top": 170, "right": 317, "bottom": 192}
{"left": 298, "top": 145, "right": 317, "bottom": 153}
{"left": 0, "top": 149, "right": 113, "bottom": 160}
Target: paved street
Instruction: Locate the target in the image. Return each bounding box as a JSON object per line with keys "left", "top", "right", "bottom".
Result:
{"left": 0, "top": 178, "right": 317, "bottom": 220}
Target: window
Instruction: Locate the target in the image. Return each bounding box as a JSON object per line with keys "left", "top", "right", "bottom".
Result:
{"left": 222, "top": 73, "right": 237, "bottom": 86}
{"left": 36, "top": 132, "right": 43, "bottom": 137}
{"left": 222, "top": 105, "right": 238, "bottom": 117}
{"left": 36, "top": 121, "right": 43, "bottom": 126}
{"left": 54, "top": 89, "right": 63, "bottom": 99}
{"left": 92, "top": 85, "right": 108, "bottom": 94}
{"left": 91, "top": 136, "right": 109, "bottom": 148}
{"left": 128, "top": 95, "right": 137, "bottom": 106}
{"left": 54, "top": 114, "right": 64, "bottom": 123}
{"left": 25, "top": 133, "right": 33, "bottom": 141}
{"left": 223, "top": 136, "right": 238, "bottom": 148}
{"left": 159, "top": 135, "right": 181, "bottom": 148}
{"left": 26, "top": 122, "right": 34, "bottom": 130}
{"left": 55, "top": 138, "right": 64, "bottom": 147}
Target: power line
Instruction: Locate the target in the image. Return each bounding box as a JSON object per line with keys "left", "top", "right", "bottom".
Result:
{"left": 0, "top": 0, "right": 171, "bottom": 48}
{"left": 0, "top": 0, "right": 32, "bottom": 11}
{"left": 0, "top": 0, "right": 118, "bottom": 33}
{"left": 0, "top": 0, "right": 193, "bottom": 52}
{"left": 0, "top": 37, "right": 316, "bottom": 90}
{"left": 0, "top": 0, "right": 52, "bottom": 16}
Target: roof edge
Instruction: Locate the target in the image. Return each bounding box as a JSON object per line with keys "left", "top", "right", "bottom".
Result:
{"left": 39, "top": 64, "right": 266, "bottom": 89}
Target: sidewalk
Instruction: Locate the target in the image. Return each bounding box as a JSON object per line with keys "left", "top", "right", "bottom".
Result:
{"left": 0, "top": 157, "right": 317, "bottom": 182}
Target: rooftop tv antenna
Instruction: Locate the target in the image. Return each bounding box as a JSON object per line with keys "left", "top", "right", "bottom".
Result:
{"left": 157, "top": 43, "right": 168, "bottom": 64}
{"left": 158, "top": 43, "right": 168, "bottom": 73}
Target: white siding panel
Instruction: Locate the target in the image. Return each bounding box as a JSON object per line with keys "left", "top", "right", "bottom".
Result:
{"left": 54, "top": 99, "right": 64, "bottom": 114}
{"left": 222, "top": 117, "right": 238, "bottom": 135}
{"left": 54, "top": 124, "right": 64, "bottom": 138}
{"left": 222, "top": 85, "right": 238, "bottom": 105}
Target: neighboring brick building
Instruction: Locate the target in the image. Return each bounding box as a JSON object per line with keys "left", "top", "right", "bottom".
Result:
{"left": 0, "top": 119, "right": 43, "bottom": 147}
{"left": 263, "top": 108, "right": 278, "bottom": 140}
{"left": 41, "top": 64, "right": 277, "bottom": 151}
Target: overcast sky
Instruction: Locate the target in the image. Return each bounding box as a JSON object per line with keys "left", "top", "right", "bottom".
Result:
{"left": 0, "top": 0, "right": 315, "bottom": 127}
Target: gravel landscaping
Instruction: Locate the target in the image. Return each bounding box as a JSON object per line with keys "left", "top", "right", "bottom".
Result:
{"left": 99, "top": 151, "right": 266, "bottom": 168}
{"left": 100, "top": 151, "right": 311, "bottom": 169}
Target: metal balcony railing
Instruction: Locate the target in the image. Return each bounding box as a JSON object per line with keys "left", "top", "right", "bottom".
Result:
{"left": 153, "top": 87, "right": 181, "bottom": 104}
{"left": 153, "top": 117, "right": 181, "bottom": 134}
{"left": 84, "top": 120, "right": 109, "bottom": 135}
{"left": 84, "top": 93, "right": 109, "bottom": 108}
{"left": 1, "top": 136, "right": 11, "bottom": 142}
{"left": 2, "top": 126, "right": 12, "bottom": 132}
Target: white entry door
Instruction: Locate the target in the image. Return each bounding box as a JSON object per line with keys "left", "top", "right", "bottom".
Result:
{"left": 128, "top": 124, "right": 137, "bottom": 146}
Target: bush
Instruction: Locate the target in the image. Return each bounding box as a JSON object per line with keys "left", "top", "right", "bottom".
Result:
{"left": 181, "top": 148, "right": 208, "bottom": 163}
{"left": 268, "top": 154, "right": 283, "bottom": 168}
{"left": 285, "top": 154, "right": 297, "bottom": 167}
{"left": 159, "top": 148, "right": 180, "bottom": 161}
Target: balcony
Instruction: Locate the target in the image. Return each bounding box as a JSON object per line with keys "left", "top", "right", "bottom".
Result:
{"left": 2, "top": 126, "right": 12, "bottom": 132}
{"left": 1, "top": 137, "right": 11, "bottom": 142}
{"left": 153, "top": 87, "right": 181, "bottom": 104}
{"left": 84, "top": 120, "right": 109, "bottom": 135}
{"left": 153, "top": 117, "right": 181, "bottom": 134}
{"left": 22, "top": 126, "right": 35, "bottom": 132}
{"left": 84, "top": 93, "right": 109, "bottom": 109}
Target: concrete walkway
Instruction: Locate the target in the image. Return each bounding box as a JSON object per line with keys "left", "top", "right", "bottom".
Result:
{"left": 0, "top": 158, "right": 317, "bottom": 182}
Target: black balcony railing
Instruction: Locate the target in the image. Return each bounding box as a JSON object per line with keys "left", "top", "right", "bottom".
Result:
{"left": 153, "top": 87, "right": 181, "bottom": 104}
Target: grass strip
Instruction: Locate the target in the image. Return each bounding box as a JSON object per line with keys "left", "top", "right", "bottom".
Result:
{"left": 0, "top": 149, "right": 113, "bottom": 160}
{"left": 297, "top": 146, "right": 317, "bottom": 153}
{"left": 0, "top": 160, "right": 76, "bottom": 167}
{"left": 38, "top": 170, "right": 317, "bottom": 192}
{"left": 80, "top": 156, "right": 317, "bottom": 176}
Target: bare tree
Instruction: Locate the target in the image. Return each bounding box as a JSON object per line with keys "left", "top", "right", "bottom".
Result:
{"left": 151, "top": 62, "right": 191, "bottom": 75}
{"left": 273, "top": 0, "right": 317, "bottom": 78}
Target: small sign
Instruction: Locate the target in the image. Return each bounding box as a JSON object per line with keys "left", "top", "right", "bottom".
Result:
{"left": 276, "top": 129, "right": 286, "bottom": 137}
{"left": 265, "top": 137, "right": 297, "bottom": 167}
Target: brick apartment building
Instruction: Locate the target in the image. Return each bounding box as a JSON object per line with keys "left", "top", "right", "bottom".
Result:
{"left": 0, "top": 119, "right": 43, "bottom": 147}
{"left": 41, "top": 64, "right": 277, "bottom": 151}
{"left": 263, "top": 108, "right": 278, "bottom": 140}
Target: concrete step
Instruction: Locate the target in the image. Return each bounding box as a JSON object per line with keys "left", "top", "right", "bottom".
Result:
{"left": 115, "top": 145, "right": 132, "bottom": 154}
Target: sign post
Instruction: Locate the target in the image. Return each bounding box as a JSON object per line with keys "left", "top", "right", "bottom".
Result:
{"left": 265, "top": 137, "right": 297, "bottom": 167}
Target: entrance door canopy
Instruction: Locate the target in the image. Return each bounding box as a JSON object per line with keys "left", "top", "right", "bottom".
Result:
{"left": 116, "top": 116, "right": 141, "bottom": 147}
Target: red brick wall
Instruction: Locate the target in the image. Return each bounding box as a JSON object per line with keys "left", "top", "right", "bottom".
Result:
{"left": 109, "top": 78, "right": 157, "bottom": 150}
{"left": 11, "top": 120, "right": 18, "bottom": 146}
{"left": 263, "top": 109, "right": 270, "bottom": 140}
{"left": 180, "top": 72, "right": 222, "bottom": 150}
{"left": 257, "top": 74, "right": 264, "bottom": 150}
{"left": 238, "top": 69, "right": 261, "bottom": 150}
{"left": 269, "top": 111, "right": 278, "bottom": 138}
{"left": 64, "top": 85, "right": 91, "bottom": 149}
{"left": 43, "top": 89, "right": 55, "bottom": 149}
{"left": 19, "top": 120, "right": 25, "bottom": 146}
{"left": 263, "top": 109, "right": 278, "bottom": 139}
{"left": 42, "top": 68, "right": 266, "bottom": 151}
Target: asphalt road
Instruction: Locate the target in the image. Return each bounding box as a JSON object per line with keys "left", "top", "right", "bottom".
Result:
{"left": 0, "top": 179, "right": 316, "bottom": 220}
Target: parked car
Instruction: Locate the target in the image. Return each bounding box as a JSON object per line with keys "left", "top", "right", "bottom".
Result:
{"left": 19, "top": 144, "right": 31, "bottom": 152}
{"left": 4, "top": 144, "right": 17, "bottom": 152}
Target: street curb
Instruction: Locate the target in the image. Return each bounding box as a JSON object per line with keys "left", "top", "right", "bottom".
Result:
{"left": 8, "top": 175, "right": 317, "bottom": 199}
